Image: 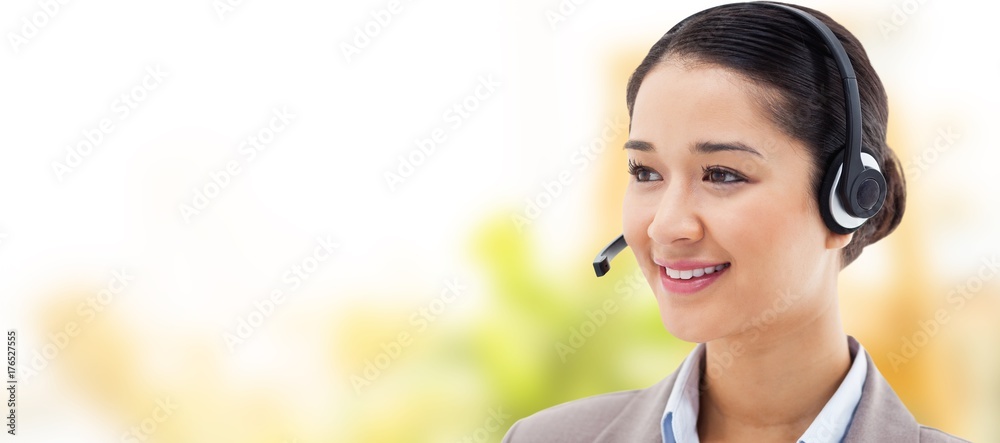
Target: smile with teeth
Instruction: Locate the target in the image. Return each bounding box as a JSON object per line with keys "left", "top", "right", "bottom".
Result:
{"left": 663, "top": 263, "right": 730, "bottom": 280}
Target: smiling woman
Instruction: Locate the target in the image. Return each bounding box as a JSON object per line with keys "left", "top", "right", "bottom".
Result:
{"left": 503, "top": 2, "right": 970, "bottom": 442}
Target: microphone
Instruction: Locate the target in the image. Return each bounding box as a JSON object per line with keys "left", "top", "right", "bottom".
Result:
{"left": 592, "top": 234, "right": 628, "bottom": 277}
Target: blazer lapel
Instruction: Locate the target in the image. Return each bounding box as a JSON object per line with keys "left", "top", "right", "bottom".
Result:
{"left": 842, "top": 351, "right": 921, "bottom": 442}
{"left": 593, "top": 369, "right": 680, "bottom": 443}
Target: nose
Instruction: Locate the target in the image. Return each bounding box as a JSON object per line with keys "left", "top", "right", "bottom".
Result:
{"left": 647, "top": 182, "right": 704, "bottom": 246}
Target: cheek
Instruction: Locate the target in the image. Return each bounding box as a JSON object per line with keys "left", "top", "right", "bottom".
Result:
{"left": 715, "top": 185, "right": 818, "bottom": 255}
{"left": 622, "top": 191, "right": 654, "bottom": 246}
{"left": 715, "top": 198, "right": 783, "bottom": 256}
{"left": 622, "top": 191, "right": 658, "bottom": 280}
{"left": 712, "top": 187, "right": 825, "bottom": 300}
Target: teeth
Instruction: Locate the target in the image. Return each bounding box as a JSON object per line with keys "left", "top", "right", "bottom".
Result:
{"left": 664, "top": 263, "right": 728, "bottom": 280}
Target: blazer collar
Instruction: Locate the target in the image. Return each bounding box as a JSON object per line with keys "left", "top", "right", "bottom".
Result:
{"left": 590, "top": 337, "right": 920, "bottom": 443}
{"left": 842, "top": 348, "right": 920, "bottom": 442}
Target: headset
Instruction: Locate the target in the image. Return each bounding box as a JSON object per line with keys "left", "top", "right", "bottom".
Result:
{"left": 593, "top": 1, "right": 887, "bottom": 277}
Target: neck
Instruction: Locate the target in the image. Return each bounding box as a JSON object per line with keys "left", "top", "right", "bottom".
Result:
{"left": 696, "top": 293, "right": 851, "bottom": 442}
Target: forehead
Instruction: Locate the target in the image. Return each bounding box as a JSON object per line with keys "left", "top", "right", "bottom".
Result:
{"left": 632, "top": 62, "right": 778, "bottom": 131}
{"left": 629, "top": 61, "right": 790, "bottom": 159}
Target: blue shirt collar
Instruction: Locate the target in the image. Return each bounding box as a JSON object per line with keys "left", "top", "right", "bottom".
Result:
{"left": 661, "top": 336, "right": 867, "bottom": 443}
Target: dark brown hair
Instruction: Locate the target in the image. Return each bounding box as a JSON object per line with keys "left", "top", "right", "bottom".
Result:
{"left": 624, "top": 1, "right": 905, "bottom": 268}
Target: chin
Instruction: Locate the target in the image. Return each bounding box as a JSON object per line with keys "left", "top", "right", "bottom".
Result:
{"left": 656, "top": 302, "right": 722, "bottom": 344}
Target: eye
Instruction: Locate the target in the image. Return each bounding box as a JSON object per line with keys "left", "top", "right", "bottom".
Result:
{"left": 702, "top": 165, "right": 746, "bottom": 184}
{"left": 627, "top": 158, "right": 662, "bottom": 182}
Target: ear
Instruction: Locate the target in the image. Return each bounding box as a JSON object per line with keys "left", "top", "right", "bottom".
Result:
{"left": 825, "top": 231, "right": 854, "bottom": 250}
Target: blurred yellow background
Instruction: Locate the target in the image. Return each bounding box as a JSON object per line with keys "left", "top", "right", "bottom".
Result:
{"left": 1, "top": 0, "right": 997, "bottom": 442}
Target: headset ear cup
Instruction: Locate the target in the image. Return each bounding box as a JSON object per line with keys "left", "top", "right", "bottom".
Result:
{"left": 819, "top": 147, "right": 883, "bottom": 234}
{"left": 819, "top": 150, "right": 854, "bottom": 235}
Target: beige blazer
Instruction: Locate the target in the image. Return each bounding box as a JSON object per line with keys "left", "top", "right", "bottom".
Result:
{"left": 502, "top": 350, "right": 970, "bottom": 442}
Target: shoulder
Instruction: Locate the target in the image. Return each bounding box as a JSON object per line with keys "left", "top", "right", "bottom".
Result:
{"left": 502, "top": 389, "right": 642, "bottom": 443}
{"left": 846, "top": 347, "right": 972, "bottom": 443}
{"left": 502, "top": 374, "right": 677, "bottom": 443}
{"left": 918, "top": 425, "right": 973, "bottom": 443}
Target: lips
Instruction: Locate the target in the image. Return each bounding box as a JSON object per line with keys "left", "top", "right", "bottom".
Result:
{"left": 663, "top": 263, "right": 730, "bottom": 280}
{"left": 656, "top": 260, "right": 730, "bottom": 294}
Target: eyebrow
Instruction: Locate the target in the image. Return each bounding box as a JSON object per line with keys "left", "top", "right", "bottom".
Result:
{"left": 622, "top": 140, "right": 656, "bottom": 152}
{"left": 623, "top": 140, "right": 764, "bottom": 158}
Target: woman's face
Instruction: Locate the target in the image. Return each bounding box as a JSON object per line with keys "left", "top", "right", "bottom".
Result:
{"left": 623, "top": 60, "right": 852, "bottom": 343}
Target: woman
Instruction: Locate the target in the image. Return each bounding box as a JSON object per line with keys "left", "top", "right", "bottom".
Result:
{"left": 503, "top": 2, "right": 969, "bottom": 442}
